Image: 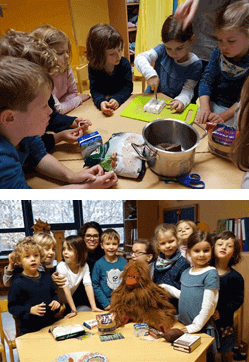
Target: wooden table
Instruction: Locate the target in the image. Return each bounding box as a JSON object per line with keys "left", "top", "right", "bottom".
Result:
{"left": 26, "top": 94, "right": 244, "bottom": 189}
{"left": 16, "top": 312, "right": 214, "bottom": 362}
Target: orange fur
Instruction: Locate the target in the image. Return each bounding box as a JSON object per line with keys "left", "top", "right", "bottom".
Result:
{"left": 110, "top": 260, "right": 176, "bottom": 331}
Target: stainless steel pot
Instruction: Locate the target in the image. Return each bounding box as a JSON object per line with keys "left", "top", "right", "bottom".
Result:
{"left": 132, "top": 119, "right": 207, "bottom": 177}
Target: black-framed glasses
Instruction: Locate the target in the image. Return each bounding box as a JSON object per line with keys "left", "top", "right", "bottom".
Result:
{"left": 85, "top": 234, "right": 99, "bottom": 240}
{"left": 132, "top": 251, "right": 147, "bottom": 256}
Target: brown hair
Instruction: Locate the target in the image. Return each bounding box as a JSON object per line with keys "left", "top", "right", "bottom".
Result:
{"left": 0, "top": 29, "right": 59, "bottom": 74}
{"left": 62, "top": 235, "right": 88, "bottom": 267}
{"left": 213, "top": 230, "right": 242, "bottom": 266}
{"left": 187, "top": 230, "right": 214, "bottom": 251}
{"left": 133, "top": 238, "right": 158, "bottom": 262}
{"left": 101, "top": 228, "right": 120, "bottom": 244}
{"left": 231, "top": 76, "right": 249, "bottom": 170}
{"left": 214, "top": 0, "right": 249, "bottom": 35}
{"left": 86, "top": 23, "right": 123, "bottom": 70}
{"left": 161, "top": 14, "right": 194, "bottom": 43}
{"left": 32, "top": 24, "right": 72, "bottom": 72}
{"left": 0, "top": 56, "right": 53, "bottom": 113}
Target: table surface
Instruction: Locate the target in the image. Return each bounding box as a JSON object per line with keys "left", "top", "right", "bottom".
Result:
{"left": 26, "top": 93, "right": 244, "bottom": 189}
{"left": 16, "top": 312, "right": 214, "bottom": 362}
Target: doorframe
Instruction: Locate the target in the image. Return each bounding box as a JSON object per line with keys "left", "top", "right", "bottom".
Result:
{"left": 163, "top": 203, "right": 199, "bottom": 223}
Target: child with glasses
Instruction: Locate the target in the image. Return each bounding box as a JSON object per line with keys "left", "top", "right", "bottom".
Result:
{"left": 131, "top": 238, "right": 157, "bottom": 279}
{"left": 92, "top": 229, "right": 127, "bottom": 310}
{"left": 153, "top": 223, "right": 190, "bottom": 309}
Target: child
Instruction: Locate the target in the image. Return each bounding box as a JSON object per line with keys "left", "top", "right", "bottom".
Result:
{"left": 86, "top": 23, "right": 133, "bottom": 116}
{"left": 32, "top": 25, "right": 90, "bottom": 115}
{"left": 153, "top": 223, "right": 190, "bottom": 309}
{"left": 196, "top": 1, "right": 249, "bottom": 126}
{"left": 213, "top": 231, "right": 244, "bottom": 362}
{"left": 92, "top": 229, "right": 127, "bottom": 310}
{"left": 8, "top": 237, "right": 60, "bottom": 336}
{"left": 176, "top": 219, "right": 197, "bottom": 258}
{"left": 3, "top": 232, "right": 57, "bottom": 287}
{"left": 131, "top": 238, "right": 157, "bottom": 279}
{"left": 56, "top": 235, "right": 102, "bottom": 318}
{"left": 161, "top": 230, "right": 219, "bottom": 362}
{"left": 134, "top": 14, "right": 202, "bottom": 112}
{"left": 0, "top": 56, "right": 118, "bottom": 189}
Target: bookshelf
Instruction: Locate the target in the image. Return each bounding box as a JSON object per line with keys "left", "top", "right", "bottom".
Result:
{"left": 124, "top": 200, "right": 138, "bottom": 252}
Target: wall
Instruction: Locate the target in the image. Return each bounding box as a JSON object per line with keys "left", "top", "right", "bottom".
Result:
{"left": 159, "top": 200, "right": 249, "bottom": 343}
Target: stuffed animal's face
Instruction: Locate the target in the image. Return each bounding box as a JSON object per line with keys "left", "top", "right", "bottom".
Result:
{"left": 126, "top": 266, "right": 140, "bottom": 289}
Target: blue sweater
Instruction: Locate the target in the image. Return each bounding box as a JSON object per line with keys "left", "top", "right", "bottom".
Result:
{"left": 8, "top": 272, "right": 59, "bottom": 335}
{"left": 0, "top": 136, "right": 47, "bottom": 189}
{"left": 92, "top": 256, "right": 127, "bottom": 308}
{"left": 88, "top": 57, "right": 133, "bottom": 110}
{"left": 199, "top": 47, "right": 249, "bottom": 108}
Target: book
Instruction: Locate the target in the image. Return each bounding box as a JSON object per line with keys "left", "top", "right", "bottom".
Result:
{"left": 173, "top": 334, "right": 201, "bottom": 353}
{"left": 241, "top": 217, "right": 249, "bottom": 252}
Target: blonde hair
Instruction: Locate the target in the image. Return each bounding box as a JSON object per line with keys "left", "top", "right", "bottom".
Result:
{"left": 101, "top": 228, "right": 120, "bottom": 244}
{"left": 32, "top": 24, "right": 72, "bottom": 72}
{"left": 154, "top": 223, "right": 178, "bottom": 247}
{"left": 231, "top": 76, "right": 249, "bottom": 170}
{"left": 214, "top": 0, "right": 249, "bottom": 36}
{"left": 0, "top": 56, "right": 53, "bottom": 113}
{"left": 0, "top": 29, "right": 59, "bottom": 74}
{"left": 176, "top": 219, "right": 197, "bottom": 231}
{"left": 11, "top": 237, "right": 44, "bottom": 264}
{"left": 33, "top": 232, "right": 56, "bottom": 249}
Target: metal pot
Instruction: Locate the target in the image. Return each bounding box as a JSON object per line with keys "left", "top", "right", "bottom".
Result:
{"left": 132, "top": 119, "right": 207, "bottom": 177}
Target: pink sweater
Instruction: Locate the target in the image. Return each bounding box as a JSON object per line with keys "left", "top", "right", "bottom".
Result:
{"left": 52, "top": 66, "right": 83, "bottom": 114}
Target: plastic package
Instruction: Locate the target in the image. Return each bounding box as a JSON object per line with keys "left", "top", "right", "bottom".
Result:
{"left": 207, "top": 122, "right": 238, "bottom": 160}
{"left": 144, "top": 98, "right": 166, "bottom": 114}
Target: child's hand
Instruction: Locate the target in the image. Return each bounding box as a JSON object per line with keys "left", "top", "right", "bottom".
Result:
{"left": 49, "top": 300, "right": 61, "bottom": 311}
{"left": 104, "top": 305, "right": 110, "bottom": 311}
{"left": 55, "top": 127, "right": 85, "bottom": 144}
{"left": 81, "top": 171, "right": 118, "bottom": 189}
{"left": 108, "top": 99, "right": 119, "bottom": 110}
{"left": 7, "top": 252, "right": 15, "bottom": 269}
{"left": 101, "top": 101, "right": 114, "bottom": 116}
{"left": 80, "top": 93, "right": 91, "bottom": 102}
{"left": 208, "top": 112, "right": 224, "bottom": 124}
{"left": 213, "top": 310, "right": 220, "bottom": 320}
{"left": 195, "top": 109, "right": 211, "bottom": 124}
{"left": 30, "top": 302, "right": 46, "bottom": 316}
{"left": 174, "top": 0, "right": 200, "bottom": 31}
{"left": 92, "top": 307, "right": 104, "bottom": 312}
{"left": 52, "top": 271, "right": 66, "bottom": 288}
{"left": 181, "top": 327, "right": 188, "bottom": 333}
{"left": 64, "top": 311, "right": 77, "bottom": 319}
{"left": 72, "top": 118, "right": 92, "bottom": 129}
{"left": 168, "top": 100, "right": 184, "bottom": 113}
{"left": 147, "top": 75, "right": 160, "bottom": 93}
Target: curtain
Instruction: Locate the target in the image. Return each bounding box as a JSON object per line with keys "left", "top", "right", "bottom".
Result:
{"left": 134, "top": 0, "right": 173, "bottom": 77}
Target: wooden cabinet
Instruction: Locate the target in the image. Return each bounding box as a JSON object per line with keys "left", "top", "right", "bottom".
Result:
{"left": 124, "top": 201, "right": 159, "bottom": 252}
{"left": 108, "top": 0, "right": 140, "bottom": 64}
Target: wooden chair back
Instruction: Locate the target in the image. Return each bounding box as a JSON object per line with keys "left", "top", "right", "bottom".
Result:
{"left": 0, "top": 299, "right": 16, "bottom": 362}
{"left": 76, "top": 64, "right": 89, "bottom": 93}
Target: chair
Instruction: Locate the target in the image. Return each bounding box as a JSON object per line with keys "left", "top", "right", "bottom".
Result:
{"left": 142, "top": 76, "right": 146, "bottom": 92}
{"left": 0, "top": 300, "right": 16, "bottom": 362}
{"left": 234, "top": 305, "right": 243, "bottom": 345}
{"left": 76, "top": 64, "right": 89, "bottom": 94}
{"left": 0, "top": 302, "right": 7, "bottom": 362}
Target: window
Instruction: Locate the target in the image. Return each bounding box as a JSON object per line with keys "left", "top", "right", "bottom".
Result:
{"left": 0, "top": 200, "right": 125, "bottom": 252}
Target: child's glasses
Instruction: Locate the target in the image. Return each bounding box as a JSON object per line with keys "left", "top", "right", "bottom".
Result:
{"left": 85, "top": 234, "right": 99, "bottom": 240}
{"left": 132, "top": 251, "right": 147, "bottom": 256}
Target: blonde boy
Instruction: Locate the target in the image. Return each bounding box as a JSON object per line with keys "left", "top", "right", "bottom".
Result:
{"left": 8, "top": 237, "right": 60, "bottom": 336}
{"left": 92, "top": 229, "right": 127, "bottom": 310}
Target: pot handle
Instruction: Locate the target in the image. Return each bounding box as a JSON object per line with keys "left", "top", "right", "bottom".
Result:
{"left": 193, "top": 121, "right": 208, "bottom": 140}
{"left": 131, "top": 143, "right": 157, "bottom": 161}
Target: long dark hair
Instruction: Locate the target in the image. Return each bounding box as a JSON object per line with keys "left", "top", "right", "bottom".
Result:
{"left": 62, "top": 235, "right": 88, "bottom": 267}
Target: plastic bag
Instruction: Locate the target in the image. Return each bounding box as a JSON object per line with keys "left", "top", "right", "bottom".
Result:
{"left": 207, "top": 123, "right": 239, "bottom": 160}
{"left": 84, "top": 132, "right": 146, "bottom": 179}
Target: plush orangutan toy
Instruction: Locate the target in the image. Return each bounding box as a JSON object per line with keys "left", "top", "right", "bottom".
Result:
{"left": 109, "top": 260, "right": 176, "bottom": 332}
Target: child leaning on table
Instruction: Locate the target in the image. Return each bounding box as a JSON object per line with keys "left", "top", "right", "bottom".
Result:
{"left": 32, "top": 24, "right": 90, "bottom": 115}
{"left": 153, "top": 223, "right": 190, "bottom": 309}
{"left": 134, "top": 14, "right": 202, "bottom": 112}
{"left": 86, "top": 23, "right": 133, "bottom": 116}
{"left": 3, "top": 232, "right": 57, "bottom": 287}
{"left": 212, "top": 231, "right": 244, "bottom": 362}
{"left": 0, "top": 56, "right": 118, "bottom": 189}
{"left": 196, "top": 1, "right": 249, "bottom": 126}
{"left": 8, "top": 237, "right": 60, "bottom": 336}
{"left": 56, "top": 235, "right": 102, "bottom": 319}
{"left": 92, "top": 229, "right": 127, "bottom": 310}
{"left": 161, "top": 230, "right": 219, "bottom": 362}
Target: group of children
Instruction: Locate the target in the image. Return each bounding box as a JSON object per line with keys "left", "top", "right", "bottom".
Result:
{"left": 5, "top": 219, "right": 244, "bottom": 362}
{"left": 1, "top": 0, "right": 249, "bottom": 188}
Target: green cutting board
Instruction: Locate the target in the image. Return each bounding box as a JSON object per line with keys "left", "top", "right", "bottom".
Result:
{"left": 120, "top": 95, "right": 198, "bottom": 124}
